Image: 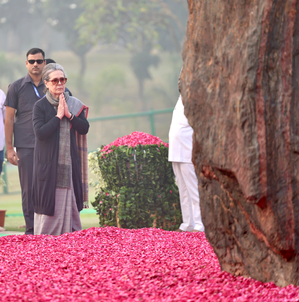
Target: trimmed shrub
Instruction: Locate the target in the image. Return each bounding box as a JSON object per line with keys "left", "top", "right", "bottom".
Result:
{"left": 90, "top": 131, "right": 182, "bottom": 230}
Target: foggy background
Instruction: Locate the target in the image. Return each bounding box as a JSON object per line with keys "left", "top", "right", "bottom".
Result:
{"left": 0, "top": 0, "right": 188, "bottom": 150}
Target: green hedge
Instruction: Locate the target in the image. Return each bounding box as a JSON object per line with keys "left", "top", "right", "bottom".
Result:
{"left": 89, "top": 134, "right": 182, "bottom": 230}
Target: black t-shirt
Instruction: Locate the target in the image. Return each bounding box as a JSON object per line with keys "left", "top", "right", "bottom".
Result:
{"left": 5, "top": 74, "right": 45, "bottom": 148}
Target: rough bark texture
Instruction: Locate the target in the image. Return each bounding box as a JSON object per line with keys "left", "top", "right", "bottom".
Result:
{"left": 182, "top": 0, "right": 299, "bottom": 286}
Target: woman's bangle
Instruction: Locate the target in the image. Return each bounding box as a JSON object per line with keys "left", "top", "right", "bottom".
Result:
{"left": 6, "top": 146, "right": 13, "bottom": 150}
{"left": 69, "top": 114, "right": 74, "bottom": 121}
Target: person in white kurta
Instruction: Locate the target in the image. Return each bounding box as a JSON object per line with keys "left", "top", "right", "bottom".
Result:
{"left": 0, "top": 89, "right": 6, "bottom": 175}
{"left": 168, "top": 95, "right": 204, "bottom": 232}
{"left": 0, "top": 89, "right": 6, "bottom": 232}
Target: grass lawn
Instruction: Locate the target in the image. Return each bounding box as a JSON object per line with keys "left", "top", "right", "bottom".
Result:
{"left": 0, "top": 163, "right": 100, "bottom": 232}
{"left": 2, "top": 207, "right": 100, "bottom": 233}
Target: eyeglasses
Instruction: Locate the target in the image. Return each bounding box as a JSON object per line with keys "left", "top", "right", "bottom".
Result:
{"left": 48, "top": 77, "right": 67, "bottom": 85}
{"left": 27, "top": 59, "right": 45, "bottom": 64}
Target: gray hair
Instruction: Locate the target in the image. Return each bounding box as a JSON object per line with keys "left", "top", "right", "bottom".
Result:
{"left": 42, "top": 63, "right": 67, "bottom": 93}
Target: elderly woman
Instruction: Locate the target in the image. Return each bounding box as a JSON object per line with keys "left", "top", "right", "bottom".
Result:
{"left": 32, "top": 63, "right": 89, "bottom": 235}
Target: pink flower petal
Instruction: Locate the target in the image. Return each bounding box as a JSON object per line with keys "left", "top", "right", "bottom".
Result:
{"left": 1, "top": 227, "right": 297, "bottom": 300}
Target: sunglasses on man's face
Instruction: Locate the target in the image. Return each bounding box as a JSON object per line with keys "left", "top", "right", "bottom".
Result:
{"left": 27, "top": 59, "right": 45, "bottom": 64}
{"left": 49, "top": 77, "right": 67, "bottom": 85}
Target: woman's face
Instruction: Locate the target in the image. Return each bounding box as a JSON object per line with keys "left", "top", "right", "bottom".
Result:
{"left": 45, "top": 70, "right": 66, "bottom": 98}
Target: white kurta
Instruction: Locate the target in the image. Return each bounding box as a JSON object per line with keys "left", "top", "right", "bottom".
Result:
{"left": 169, "top": 95, "right": 204, "bottom": 232}
{"left": 0, "top": 89, "right": 6, "bottom": 151}
{"left": 168, "top": 95, "right": 193, "bottom": 163}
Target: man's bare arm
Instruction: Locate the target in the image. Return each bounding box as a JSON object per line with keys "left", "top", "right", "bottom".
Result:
{"left": 5, "top": 106, "right": 19, "bottom": 165}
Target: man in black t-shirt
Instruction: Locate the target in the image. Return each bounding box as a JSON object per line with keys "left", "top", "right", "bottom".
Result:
{"left": 5, "top": 48, "right": 46, "bottom": 235}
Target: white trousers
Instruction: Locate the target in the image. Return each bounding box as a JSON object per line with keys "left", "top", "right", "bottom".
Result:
{"left": 172, "top": 162, "right": 204, "bottom": 232}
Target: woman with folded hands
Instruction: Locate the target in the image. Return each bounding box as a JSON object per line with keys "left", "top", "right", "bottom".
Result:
{"left": 32, "top": 63, "right": 89, "bottom": 235}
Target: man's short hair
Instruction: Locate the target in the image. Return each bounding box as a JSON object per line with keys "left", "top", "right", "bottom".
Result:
{"left": 26, "top": 48, "right": 45, "bottom": 59}
{"left": 45, "top": 58, "right": 56, "bottom": 64}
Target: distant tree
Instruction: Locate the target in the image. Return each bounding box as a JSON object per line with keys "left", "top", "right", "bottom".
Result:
{"left": 156, "top": 0, "right": 188, "bottom": 53}
{"left": 78, "top": 0, "right": 187, "bottom": 52}
{"left": 42, "top": 0, "right": 93, "bottom": 86}
{"left": 77, "top": 0, "right": 187, "bottom": 110}
{"left": 0, "top": 0, "right": 40, "bottom": 52}
{"left": 130, "top": 50, "right": 160, "bottom": 111}
{"left": 0, "top": 53, "right": 23, "bottom": 86}
{"left": 0, "top": 0, "right": 64, "bottom": 55}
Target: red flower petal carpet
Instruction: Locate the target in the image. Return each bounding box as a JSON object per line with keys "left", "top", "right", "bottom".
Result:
{"left": 0, "top": 227, "right": 298, "bottom": 301}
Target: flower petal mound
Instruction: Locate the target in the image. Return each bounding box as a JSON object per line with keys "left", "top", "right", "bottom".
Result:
{"left": 0, "top": 228, "right": 298, "bottom": 301}
{"left": 101, "top": 131, "right": 169, "bottom": 155}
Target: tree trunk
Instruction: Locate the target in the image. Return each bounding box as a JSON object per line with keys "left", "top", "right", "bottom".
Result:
{"left": 7, "top": 28, "right": 20, "bottom": 53}
{"left": 40, "top": 23, "right": 52, "bottom": 57}
{"left": 78, "top": 54, "right": 87, "bottom": 89}
{"left": 138, "top": 79, "right": 146, "bottom": 111}
{"left": 182, "top": 0, "right": 299, "bottom": 286}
